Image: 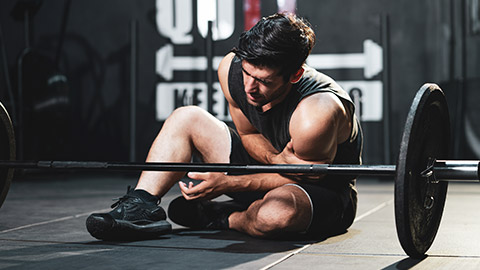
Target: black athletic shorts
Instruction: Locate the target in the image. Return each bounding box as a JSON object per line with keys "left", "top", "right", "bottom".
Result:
{"left": 225, "top": 126, "right": 357, "bottom": 238}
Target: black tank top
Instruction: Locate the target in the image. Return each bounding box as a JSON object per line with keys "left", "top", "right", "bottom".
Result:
{"left": 228, "top": 56, "right": 362, "bottom": 194}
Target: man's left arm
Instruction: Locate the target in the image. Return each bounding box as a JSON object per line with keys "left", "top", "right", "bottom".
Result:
{"left": 266, "top": 92, "right": 352, "bottom": 183}
{"left": 273, "top": 92, "right": 350, "bottom": 165}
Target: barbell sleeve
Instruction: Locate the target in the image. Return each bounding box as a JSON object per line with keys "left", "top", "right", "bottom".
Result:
{"left": 433, "top": 160, "right": 480, "bottom": 181}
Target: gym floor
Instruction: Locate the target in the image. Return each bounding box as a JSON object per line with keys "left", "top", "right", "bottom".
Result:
{"left": 0, "top": 172, "right": 479, "bottom": 269}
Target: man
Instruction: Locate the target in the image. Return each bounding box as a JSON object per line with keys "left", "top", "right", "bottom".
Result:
{"left": 86, "top": 13, "right": 362, "bottom": 240}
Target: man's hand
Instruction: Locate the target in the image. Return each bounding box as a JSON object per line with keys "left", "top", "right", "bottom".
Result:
{"left": 269, "top": 140, "right": 326, "bottom": 182}
{"left": 179, "top": 172, "right": 230, "bottom": 200}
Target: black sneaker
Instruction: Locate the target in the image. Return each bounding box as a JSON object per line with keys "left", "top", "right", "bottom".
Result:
{"left": 86, "top": 187, "right": 172, "bottom": 240}
{"left": 167, "top": 196, "right": 247, "bottom": 230}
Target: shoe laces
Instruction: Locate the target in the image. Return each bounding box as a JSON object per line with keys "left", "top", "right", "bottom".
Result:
{"left": 111, "top": 186, "right": 136, "bottom": 208}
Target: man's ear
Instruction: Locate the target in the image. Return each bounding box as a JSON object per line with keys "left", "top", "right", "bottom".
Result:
{"left": 290, "top": 67, "right": 304, "bottom": 83}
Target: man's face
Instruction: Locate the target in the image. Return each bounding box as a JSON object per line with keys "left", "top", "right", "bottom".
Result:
{"left": 241, "top": 61, "right": 291, "bottom": 108}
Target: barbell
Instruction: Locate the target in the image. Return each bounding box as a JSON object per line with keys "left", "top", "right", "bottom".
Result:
{"left": 0, "top": 83, "right": 478, "bottom": 258}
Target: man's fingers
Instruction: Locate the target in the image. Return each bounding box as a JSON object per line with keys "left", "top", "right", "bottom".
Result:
{"left": 286, "top": 139, "right": 295, "bottom": 152}
{"left": 187, "top": 172, "right": 203, "bottom": 179}
{"left": 178, "top": 181, "right": 203, "bottom": 200}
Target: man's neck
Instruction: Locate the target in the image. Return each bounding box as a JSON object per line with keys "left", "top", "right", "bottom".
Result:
{"left": 259, "top": 84, "right": 293, "bottom": 112}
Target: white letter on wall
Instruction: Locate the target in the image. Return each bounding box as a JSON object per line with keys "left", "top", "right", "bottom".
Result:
{"left": 156, "top": 0, "right": 193, "bottom": 44}
{"left": 197, "top": 0, "right": 234, "bottom": 41}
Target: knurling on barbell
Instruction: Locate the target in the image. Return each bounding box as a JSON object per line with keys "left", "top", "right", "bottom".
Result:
{"left": 0, "top": 83, "right": 478, "bottom": 258}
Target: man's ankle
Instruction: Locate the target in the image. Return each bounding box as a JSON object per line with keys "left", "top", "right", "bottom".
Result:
{"left": 132, "top": 189, "right": 159, "bottom": 204}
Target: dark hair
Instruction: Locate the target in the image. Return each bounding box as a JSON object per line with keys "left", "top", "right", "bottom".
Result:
{"left": 232, "top": 13, "right": 315, "bottom": 81}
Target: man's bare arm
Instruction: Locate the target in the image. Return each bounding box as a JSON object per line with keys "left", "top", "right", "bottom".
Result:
{"left": 289, "top": 92, "right": 350, "bottom": 162}
{"left": 218, "top": 53, "right": 280, "bottom": 164}
{"left": 212, "top": 53, "right": 350, "bottom": 195}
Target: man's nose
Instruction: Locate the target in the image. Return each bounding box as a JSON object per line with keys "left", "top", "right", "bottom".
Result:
{"left": 244, "top": 76, "right": 258, "bottom": 91}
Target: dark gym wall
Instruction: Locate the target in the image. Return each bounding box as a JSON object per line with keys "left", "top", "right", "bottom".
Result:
{"left": 0, "top": 0, "right": 478, "bottom": 163}
{"left": 0, "top": 0, "right": 163, "bottom": 161}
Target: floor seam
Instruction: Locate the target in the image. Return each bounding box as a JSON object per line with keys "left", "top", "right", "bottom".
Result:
{"left": 0, "top": 208, "right": 111, "bottom": 234}
{"left": 258, "top": 199, "right": 394, "bottom": 269}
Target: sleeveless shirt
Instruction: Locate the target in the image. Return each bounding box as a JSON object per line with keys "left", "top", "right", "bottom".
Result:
{"left": 228, "top": 56, "right": 362, "bottom": 198}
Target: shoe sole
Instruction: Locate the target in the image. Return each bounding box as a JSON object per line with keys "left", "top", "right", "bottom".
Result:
{"left": 86, "top": 214, "right": 172, "bottom": 241}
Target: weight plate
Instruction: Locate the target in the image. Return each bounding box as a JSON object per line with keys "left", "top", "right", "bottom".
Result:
{"left": 395, "top": 83, "right": 450, "bottom": 258}
{"left": 0, "top": 101, "right": 15, "bottom": 209}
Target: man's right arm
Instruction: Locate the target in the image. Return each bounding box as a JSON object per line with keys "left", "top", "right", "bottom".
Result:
{"left": 218, "top": 53, "right": 280, "bottom": 164}
{"left": 229, "top": 103, "right": 280, "bottom": 164}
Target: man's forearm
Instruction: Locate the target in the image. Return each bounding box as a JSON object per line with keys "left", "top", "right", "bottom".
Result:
{"left": 239, "top": 133, "right": 279, "bottom": 164}
{"left": 228, "top": 172, "right": 296, "bottom": 192}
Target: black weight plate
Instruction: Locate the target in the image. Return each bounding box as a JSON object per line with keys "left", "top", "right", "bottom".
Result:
{"left": 0, "top": 101, "right": 15, "bottom": 209}
{"left": 395, "top": 83, "right": 450, "bottom": 258}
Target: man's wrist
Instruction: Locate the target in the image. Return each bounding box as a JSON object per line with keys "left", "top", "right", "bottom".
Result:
{"left": 227, "top": 174, "right": 251, "bottom": 192}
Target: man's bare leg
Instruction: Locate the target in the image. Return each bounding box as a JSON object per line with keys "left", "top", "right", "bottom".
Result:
{"left": 135, "top": 106, "right": 231, "bottom": 197}
{"left": 85, "top": 105, "right": 231, "bottom": 240}
{"left": 135, "top": 107, "right": 310, "bottom": 237}
{"left": 228, "top": 185, "right": 312, "bottom": 237}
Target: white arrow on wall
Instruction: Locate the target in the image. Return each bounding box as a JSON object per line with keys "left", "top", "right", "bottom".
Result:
{"left": 306, "top": 39, "right": 383, "bottom": 79}
{"left": 156, "top": 39, "right": 383, "bottom": 81}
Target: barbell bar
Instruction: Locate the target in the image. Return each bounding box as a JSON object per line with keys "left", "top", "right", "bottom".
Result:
{"left": 0, "top": 83, "right": 478, "bottom": 259}
{"left": 0, "top": 160, "right": 477, "bottom": 180}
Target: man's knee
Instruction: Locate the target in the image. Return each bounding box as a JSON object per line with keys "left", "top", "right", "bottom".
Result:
{"left": 252, "top": 186, "right": 311, "bottom": 236}
{"left": 164, "top": 106, "right": 215, "bottom": 135}
{"left": 168, "top": 106, "right": 207, "bottom": 123}
{"left": 254, "top": 203, "right": 295, "bottom": 235}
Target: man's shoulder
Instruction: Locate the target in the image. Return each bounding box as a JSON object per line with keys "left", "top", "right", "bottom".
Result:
{"left": 218, "top": 52, "right": 236, "bottom": 78}
{"left": 296, "top": 66, "right": 343, "bottom": 95}
{"left": 301, "top": 65, "right": 337, "bottom": 83}
{"left": 218, "top": 52, "right": 237, "bottom": 104}
{"left": 295, "top": 91, "right": 343, "bottom": 116}
{"left": 296, "top": 65, "right": 354, "bottom": 113}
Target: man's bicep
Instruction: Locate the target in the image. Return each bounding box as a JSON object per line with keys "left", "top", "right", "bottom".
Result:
{"left": 290, "top": 115, "right": 338, "bottom": 164}
{"left": 289, "top": 92, "right": 348, "bottom": 164}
